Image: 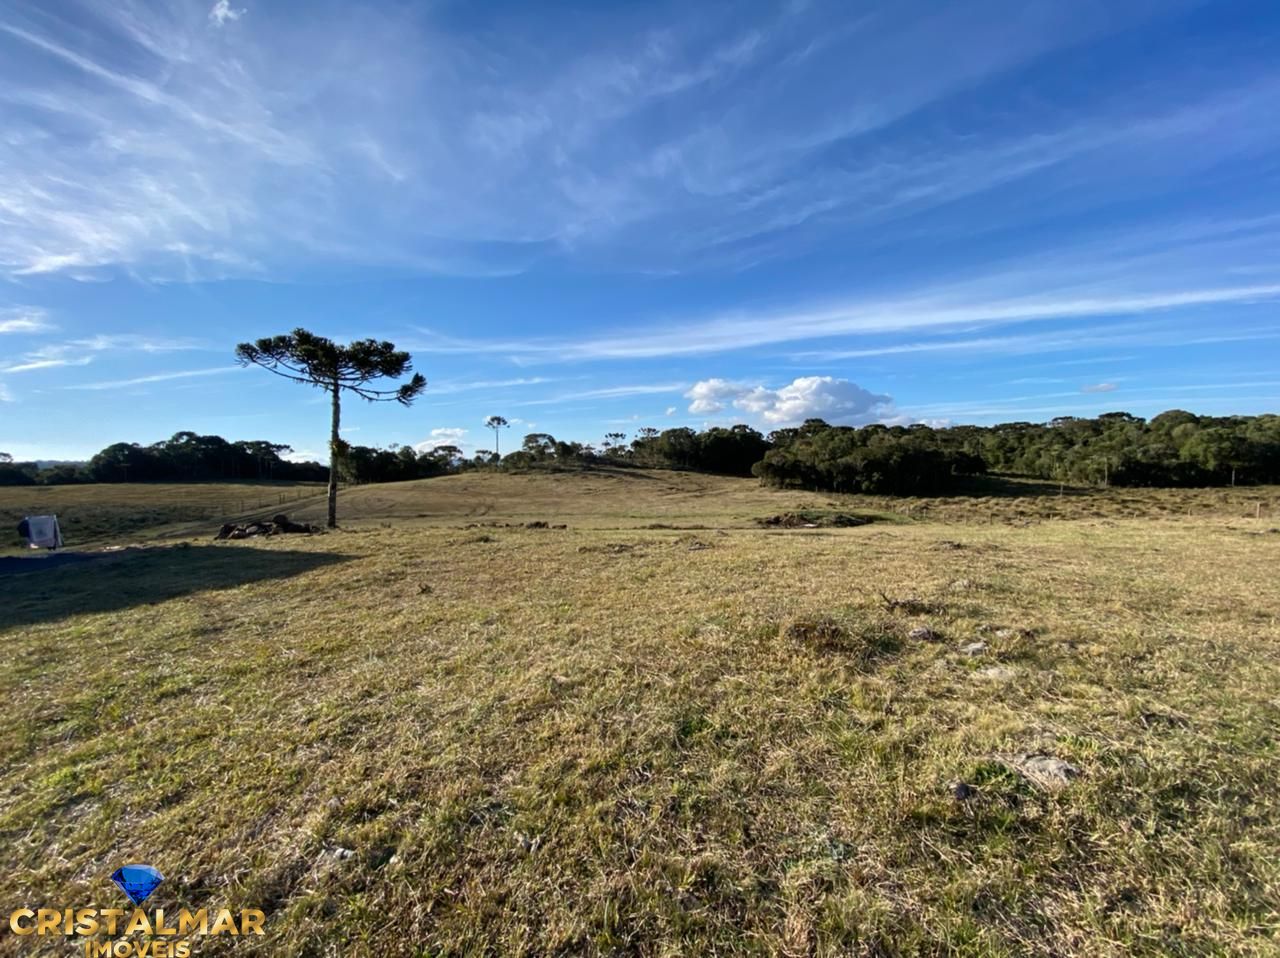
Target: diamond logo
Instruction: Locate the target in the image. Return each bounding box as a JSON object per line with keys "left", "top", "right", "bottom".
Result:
{"left": 110, "top": 863, "right": 164, "bottom": 906}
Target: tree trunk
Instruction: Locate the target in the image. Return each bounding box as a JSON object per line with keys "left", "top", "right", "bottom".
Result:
{"left": 327, "top": 381, "right": 341, "bottom": 528}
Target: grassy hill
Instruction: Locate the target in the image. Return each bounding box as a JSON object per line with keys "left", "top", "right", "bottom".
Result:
{"left": 4, "top": 468, "right": 1278, "bottom": 550}
{"left": 1, "top": 471, "right": 1278, "bottom": 955}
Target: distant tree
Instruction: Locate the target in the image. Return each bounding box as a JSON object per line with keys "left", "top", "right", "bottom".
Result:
{"left": 485, "top": 416, "right": 510, "bottom": 457}
{"left": 0, "top": 452, "right": 11, "bottom": 463}
{"left": 522, "top": 433, "right": 556, "bottom": 460}
{"left": 235, "top": 328, "right": 425, "bottom": 527}
{"left": 603, "top": 431, "right": 627, "bottom": 455}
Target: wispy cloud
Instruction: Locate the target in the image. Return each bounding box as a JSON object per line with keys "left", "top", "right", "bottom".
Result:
{"left": 427, "top": 376, "right": 558, "bottom": 395}
{"left": 513, "top": 382, "right": 686, "bottom": 406}
{"left": 0, "top": 308, "right": 52, "bottom": 334}
{"left": 1081, "top": 382, "right": 1117, "bottom": 393}
{"left": 415, "top": 274, "right": 1280, "bottom": 363}
{"left": 1, "top": 0, "right": 1263, "bottom": 280}
{"left": 64, "top": 366, "right": 241, "bottom": 390}
{"left": 1, "top": 334, "right": 207, "bottom": 374}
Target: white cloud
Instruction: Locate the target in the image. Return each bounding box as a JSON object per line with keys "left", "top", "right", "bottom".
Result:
{"left": 209, "top": 1, "right": 245, "bottom": 27}
{"left": 412, "top": 267, "right": 1280, "bottom": 363}
{"left": 2, "top": 334, "right": 207, "bottom": 374}
{"left": 685, "top": 378, "right": 741, "bottom": 415}
{"left": 665, "top": 406, "right": 677, "bottom": 416}
{"left": 0, "top": 382, "right": 13, "bottom": 402}
{"left": 64, "top": 366, "right": 240, "bottom": 390}
{"left": 1081, "top": 382, "right": 1117, "bottom": 393}
{"left": 413, "top": 427, "right": 469, "bottom": 453}
{"left": 686, "top": 376, "right": 891, "bottom": 425}
{"left": 0, "top": 309, "right": 52, "bottom": 334}
{"left": 428, "top": 376, "right": 555, "bottom": 395}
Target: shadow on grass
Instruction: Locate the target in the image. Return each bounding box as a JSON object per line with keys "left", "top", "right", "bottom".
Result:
{"left": 945, "top": 474, "right": 1094, "bottom": 499}
{"left": 0, "top": 544, "right": 354, "bottom": 628}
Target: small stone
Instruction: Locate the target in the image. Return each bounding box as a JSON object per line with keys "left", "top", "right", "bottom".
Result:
{"left": 976, "top": 666, "right": 1017, "bottom": 681}
{"left": 998, "top": 753, "right": 1081, "bottom": 791}
{"left": 951, "top": 781, "right": 975, "bottom": 801}
{"left": 949, "top": 579, "right": 974, "bottom": 591}
{"left": 994, "top": 628, "right": 1017, "bottom": 640}
{"left": 328, "top": 846, "right": 355, "bottom": 861}
{"left": 908, "top": 626, "right": 941, "bottom": 642}
{"left": 962, "top": 641, "right": 988, "bottom": 656}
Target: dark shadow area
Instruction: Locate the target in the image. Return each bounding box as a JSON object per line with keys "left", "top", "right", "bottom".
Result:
{"left": 941, "top": 474, "right": 1095, "bottom": 499}
{"left": 0, "top": 544, "right": 354, "bottom": 629}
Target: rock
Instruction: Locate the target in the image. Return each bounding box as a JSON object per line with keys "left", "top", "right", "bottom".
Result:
{"left": 327, "top": 846, "right": 355, "bottom": 861}
{"left": 962, "top": 641, "right": 988, "bottom": 656}
{"left": 951, "top": 781, "right": 975, "bottom": 801}
{"left": 995, "top": 626, "right": 1034, "bottom": 640}
{"left": 908, "top": 626, "right": 941, "bottom": 642}
{"left": 948, "top": 578, "right": 974, "bottom": 591}
{"left": 976, "top": 666, "right": 1017, "bottom": 681}
{"left": 997, "top": 753, "right": 1081, "bottom": 791}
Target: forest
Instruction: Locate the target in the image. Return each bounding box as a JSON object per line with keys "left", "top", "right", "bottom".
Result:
{"left": 2, "top": 410, "right": 1277, "bottom": 495}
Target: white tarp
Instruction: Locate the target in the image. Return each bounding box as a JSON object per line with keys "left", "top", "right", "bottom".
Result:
{"left": 24, "top": 515, "right": 64, "bottom": 549}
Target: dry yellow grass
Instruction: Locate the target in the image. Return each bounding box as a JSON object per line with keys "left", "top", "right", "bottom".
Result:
{"left": 1, "top": 470, "right": 1278, "bottom": 956}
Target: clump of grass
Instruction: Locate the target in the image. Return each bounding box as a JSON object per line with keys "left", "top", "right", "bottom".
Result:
{"left": 781, "top": 614, "right": 898, "bottom": 662}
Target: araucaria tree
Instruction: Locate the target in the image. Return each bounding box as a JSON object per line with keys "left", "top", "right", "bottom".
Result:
{"left": 235, "top": 328, "right": 426, "bottom": 528}
{"left": 485, "top": 416, "right": 509, "bottom": 457}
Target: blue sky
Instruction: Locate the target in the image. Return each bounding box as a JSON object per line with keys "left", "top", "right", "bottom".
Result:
{"left": 1, "top": 0, "right": 1278, "bottom": 461}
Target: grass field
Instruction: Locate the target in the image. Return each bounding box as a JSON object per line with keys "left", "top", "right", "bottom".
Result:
{"left": 2, "top": 471, "right": 1278, "bottom": 956}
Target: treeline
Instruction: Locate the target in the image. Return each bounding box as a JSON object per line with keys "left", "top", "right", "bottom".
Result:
{"left": 0, "top": 433, "right": 328, "bottom": 485}
{"left": 954, "top": 411, "right": 1280, "bottom": 487}
{"left": 754, "top": 422, "right": 986, "bottom": 494}
{"left": 751, "top": 411, "right": 1280, "bottom": 493}
{"left": 487, "top": 412, "right": 1280, "bottom": 493}
{"left": 0, "top": 431, "right": 482, "bottom": 487}
{"left": 3, "top": 410, "right": 1277, "bottom": 494}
